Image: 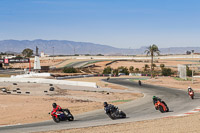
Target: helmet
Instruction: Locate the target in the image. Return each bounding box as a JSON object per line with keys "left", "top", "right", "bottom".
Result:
{"left": 52, "top": 103, "right": 57, "bottom": 108}
{"left": 103, "top": 102, "right": 108, "bottom": 107}
{"left": 188, "top": 86, "right": 191, "bottom": 89}
{"left": 152, "top": 96, "right": 156, "bottom": 99}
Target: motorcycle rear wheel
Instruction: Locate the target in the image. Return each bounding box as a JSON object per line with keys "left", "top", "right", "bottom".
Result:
{"left": 68, "top": 115, "right": 74, "bottom": 121}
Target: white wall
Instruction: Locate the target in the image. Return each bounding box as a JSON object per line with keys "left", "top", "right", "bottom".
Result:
{"left": 0, "top": 78, "right": 97, "bottom": 88}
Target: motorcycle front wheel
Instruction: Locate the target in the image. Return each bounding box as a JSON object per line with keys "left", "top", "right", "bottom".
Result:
{"left": 52, "top": 116, "right": 60, "bottom": 123}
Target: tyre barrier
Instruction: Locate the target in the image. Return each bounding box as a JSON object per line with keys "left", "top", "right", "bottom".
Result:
{"left": 49, "top": 84, "right": 53, "bottom": 86}
{"left": 49, "top": 87, "right": 55, "bottom": 91}
{"left": 1, "top": 88, "right": 7, "bottom": 92}
{"left": 25, "top": 92, "right": 30, "bottom": 94}
{"left": 44, "top": 91, "right": 48, "bottom": 93}
{"left": 13, "top": 90, "right": 17, "bottom": 92}
{"left": 17, "top": 92, "right": 21, "bottom": 94}
{"left": 13, "top": 83, "right": 17, "bottom": 85}
{"left": 6, "top": 92, "right": 11, "bottom": 94}
{"left": 16, "top": 88, "right": 20, "bottom": 90}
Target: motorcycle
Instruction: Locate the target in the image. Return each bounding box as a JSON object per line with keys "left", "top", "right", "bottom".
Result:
{"left": 188, "top": 91, "right": 194, "bottom": 99}
{"left": 154, "top": 100, "right": 169, "bottom": 113}
{"left": 106, "top": 107, "right": 126, "bottom": 120}
{"left": 50, "top": 109, "right": 74, "bottom": 123}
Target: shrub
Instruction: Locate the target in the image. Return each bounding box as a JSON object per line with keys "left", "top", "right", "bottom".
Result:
{"left": 103, "top": 66, "right": 112, "bottom": 74}
{"left": 63, "top": 67, "right": 77, "bottom": 73}
{"left": 160, "top": 64, "right": 165, "bottom": 69}
{"left": 129, "top": 66, "right": 134, "bottom": 73}
{"left": 186, "top": 65, "right": 192, "bottom": 77}
{"left": 113, "top": 69, "right": 119, "bottom": 76}
{"left": 118, "top": 66, "right": 129, "bottom": 75}
{"left": 162, "top": 68, "right": 172, "bottom": 76}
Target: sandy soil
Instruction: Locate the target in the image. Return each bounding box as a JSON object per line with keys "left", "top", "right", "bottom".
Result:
{"left": 142, "top": 76, "right": 200, "bottom": 92}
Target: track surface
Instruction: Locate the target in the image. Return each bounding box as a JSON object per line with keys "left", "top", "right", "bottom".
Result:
{"left": 1, "top": 78, "right": 200, "bottom": 133}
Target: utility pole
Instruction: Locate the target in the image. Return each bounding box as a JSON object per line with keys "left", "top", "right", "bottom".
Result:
{"left": 191, "top": 50, "right": 194, "bottom": 84}
{"left": 53, "top": 47, "right": 54, "bottom": 62}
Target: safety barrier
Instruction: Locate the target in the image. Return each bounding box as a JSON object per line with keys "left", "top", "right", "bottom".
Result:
{"left": 0, "top": 78, "right": 97, "bottom": 88}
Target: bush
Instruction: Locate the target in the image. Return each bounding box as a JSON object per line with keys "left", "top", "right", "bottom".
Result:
{"left": 118, "top": 66, "right": 129, "bottom": 75}
{"left": 113, "top": 69, "right": 119, "bottom": 76}
{"left": 103, "top": 66, "right": 112, "bottom": 74}
{"left": 162, "top": 68, "right": 172, "bottom": 76}
{"left": 63, "top": 67, "right": 77, "bottom": 73}
{"left": 186, "top": 66, "right": 192, "bottom": 77}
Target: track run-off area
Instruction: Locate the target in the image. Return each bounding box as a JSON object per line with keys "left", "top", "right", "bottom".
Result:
{"left": 1, "top": 78, "right": 200, "bottom": 133}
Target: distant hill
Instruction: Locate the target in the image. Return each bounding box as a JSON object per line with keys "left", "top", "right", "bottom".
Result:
{"left": 0, "top": 39, "right": 200, "bottom": 55}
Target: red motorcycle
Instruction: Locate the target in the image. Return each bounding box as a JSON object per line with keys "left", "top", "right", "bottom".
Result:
{"left": 154, "top": 100, "right": 169, "bottom": 113}
{"left": 188, "top": 91, "right": 194, "bottom": 99}
{"left": 50, "top": 109, "right": 74, "bottom": 123}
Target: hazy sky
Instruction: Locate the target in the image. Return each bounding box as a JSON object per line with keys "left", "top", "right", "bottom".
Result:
{"left": 0, "top": 0, "right": 200, "bottom": 48}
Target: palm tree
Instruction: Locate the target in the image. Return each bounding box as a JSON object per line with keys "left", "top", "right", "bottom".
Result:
{"left": 145, "top": 44, "right": 160, "bottom": 77}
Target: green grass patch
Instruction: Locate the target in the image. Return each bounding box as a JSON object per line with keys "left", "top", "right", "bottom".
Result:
{"left": 111, "top": 99, "right": 132, "bottom": 103}
{"left": 173, "top": 77, "right": 192, "bottom": 81}
{"left": 129, "top": 78, "right": 147, "bottom": 81}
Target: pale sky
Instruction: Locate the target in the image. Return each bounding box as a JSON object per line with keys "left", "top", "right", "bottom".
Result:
{"left": 0, "top": 0, "right": 200, "bottom": 48}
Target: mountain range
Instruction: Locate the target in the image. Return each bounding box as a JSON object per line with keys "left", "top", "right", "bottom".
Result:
{"left": 0, "top": 39, "right": 199, "bottom": 55}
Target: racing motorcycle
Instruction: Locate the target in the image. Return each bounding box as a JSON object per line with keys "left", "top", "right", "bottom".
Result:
{"left": 106, "top": 107, "right": 126, "bottom": 120}
{"left": 188, "top": 91, "right": 194, "bottom": 99}
{"left": 154, "top": 100, "right": 169, "bottom": 113}
{"left": 50, "top": 109, "right": 74, "bottom": 123}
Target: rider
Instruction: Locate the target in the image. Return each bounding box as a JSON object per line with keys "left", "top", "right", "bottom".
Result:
{"left": 152, "top": 96, "right": 162, "bottom": 105}
{"left": 103, "top": 102, "right": 118, "bottom": 114}
{"left": 188, "top": 86, "right": 194, "bottom": 94}
{"left": 52, "top": 103, "right": 62, "bottom": 112}
{"left": 138, "top": 80, "right": 142, "bottom": 86}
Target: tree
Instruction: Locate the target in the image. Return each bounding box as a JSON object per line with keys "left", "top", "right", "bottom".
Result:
{"left": 160, "top": 64, "right": 165, "bottom": 70}
{"left": 145, "top": 44, "right": 160, "bottom": 77}
{"left": 22, "top": 48, "right": 33, "bottom": 57}
{"left": 162, "top": 68, "right": 172, "bottom": 76}
{"left": 144, "top": 64, "right": 150, "bottom": 71}
{"left": 152, "top": 63, "right": 156, "bottom": 70}
{"left": 135, "top": 68, "right": 139, "bottom": 72}
{"left": 186, "top": 65, "right": 192, "bottom": 77}
{"left": 129, "top": 66, "right": 134, "bottom": 73}
{"left": 118, "top": 66, "right": 129, "bottom": 75}
{"left": 113, "top": 69, "right": 119, "bottom": 76}
{"left": 103, "top": 66, "right": 112, "bottom": 74}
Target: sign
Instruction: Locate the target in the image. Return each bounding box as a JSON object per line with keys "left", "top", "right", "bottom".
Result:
{"left": 4, "top": 59, "right": 9, "bottom": 63}
{"left": 8, "top": 58, "right": 30, "bottom": 63}
{"left": 0, "top": 59, "right": 4, "bottom": 63}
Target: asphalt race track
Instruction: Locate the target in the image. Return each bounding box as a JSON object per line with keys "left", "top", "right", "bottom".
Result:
{"left": 1, "top": 78, "right": 200, "bottom": 133}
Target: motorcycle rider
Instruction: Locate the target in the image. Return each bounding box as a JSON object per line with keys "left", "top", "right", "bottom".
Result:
{"left": 152, "top": 96, "right": 162, "bottom": 105}
{"left": 52, "top": 103, "right": 62, "bottom": 112}
{"left": 152, "top": 96, "right": 168, "bottom": 110}
{"left": 188, "top": 86, "right": 194, "bottom": 94}
{"left": 138, "top": 80, "right": 142, "bottom": 86}
{"left": 103, "top": 102, "right": 118, "bottom": 114}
